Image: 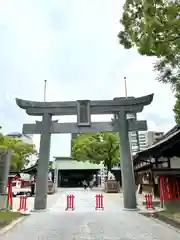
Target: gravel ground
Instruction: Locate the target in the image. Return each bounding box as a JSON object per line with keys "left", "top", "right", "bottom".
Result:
{"left": 1, "top": 188, "right": 180, "bottom": 240}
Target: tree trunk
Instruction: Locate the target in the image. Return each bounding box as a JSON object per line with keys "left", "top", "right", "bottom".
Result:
{"left": 107, "top": 164, "right": 111, "bottom": 173}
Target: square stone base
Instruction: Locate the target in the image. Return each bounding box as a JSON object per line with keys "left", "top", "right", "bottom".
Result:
{"left": 104, "top": 180, "right": 120, "bottom": 193}
{"left": 0, "top": 194, "right": 8, "bottom": 210}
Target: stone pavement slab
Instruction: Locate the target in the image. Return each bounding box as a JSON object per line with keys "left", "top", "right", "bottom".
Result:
{"left": 12, "top": 189, "right": 63, "bottom": 212}
{"left": 1, "top": 188, "right": 180, "bottom": 239}
{"left": 49, "top": 188, "right": 122, "bottom": 213}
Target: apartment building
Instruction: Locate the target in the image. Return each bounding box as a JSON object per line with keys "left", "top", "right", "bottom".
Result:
{"left": 146, "top": 131, "right": 164, "bottom": 146}
{"left": 129, "top": 131, "right": 164, "bottom": 156}
{"left": 129, "top": 131, "right": 148, "bottom": 156}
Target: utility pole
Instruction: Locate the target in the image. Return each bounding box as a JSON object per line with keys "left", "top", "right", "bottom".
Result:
{"left": 44, "top": 80, "right": 47, "bottom": 102}
{"left": 124, "top": 76, "right": 128, "bottom": 98}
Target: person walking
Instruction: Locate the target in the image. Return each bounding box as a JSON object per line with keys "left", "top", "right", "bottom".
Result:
{"left": 89, "top": 180, "right": 93, "bottom": 190}
{"left": 82, "top": 180, "right": 88, "bottom": 190}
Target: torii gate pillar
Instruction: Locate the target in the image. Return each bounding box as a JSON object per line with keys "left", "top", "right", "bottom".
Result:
{"left": 118, "top": 111, "right": 136, "bottom": 209}
{"left": 34, "top": 114, "right": 52, "bottom": 210}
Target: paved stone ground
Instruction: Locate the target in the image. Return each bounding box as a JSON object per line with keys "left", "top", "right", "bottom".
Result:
{"left": 1, "top": 188, "right": 180, "bottom": 239}
{"left": 12, "top": 190, "right": 63, "bottom": 211}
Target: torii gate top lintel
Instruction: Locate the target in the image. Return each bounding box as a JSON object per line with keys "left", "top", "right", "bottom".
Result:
{"left": 15, "top": 93, "right": 153, "bottom": 116}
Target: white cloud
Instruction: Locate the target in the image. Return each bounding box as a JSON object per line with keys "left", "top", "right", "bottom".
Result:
{"left": 0, "top": 0, "right": 175, "bottom": 160}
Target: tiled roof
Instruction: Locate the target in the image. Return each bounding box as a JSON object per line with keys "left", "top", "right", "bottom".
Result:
{"left": 52, "top": 160, "right": 103, "bottom": 170}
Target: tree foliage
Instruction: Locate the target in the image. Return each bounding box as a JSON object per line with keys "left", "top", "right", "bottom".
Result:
{"left": 0, "top": 134, "right": 37, "bottom": 172}
{"left": 173, "top": 93, "right": 180, "bottom": 124}
{"left": 118, "top": 0, "right": 180, "bottom": 90}
{"left": 71, "top": 132, "right": 120, "bottom": 171}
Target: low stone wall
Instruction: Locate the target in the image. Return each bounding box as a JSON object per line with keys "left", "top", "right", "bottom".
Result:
{"left": 141, "top": 184, "right": 153, "bottom": 193}
{"left": 163, "top": 199, "right": 180, "bottom": 210}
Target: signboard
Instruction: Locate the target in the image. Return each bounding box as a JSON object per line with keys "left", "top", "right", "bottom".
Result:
{"left": 77, "top": 100, "right": 91, "bottom": 126}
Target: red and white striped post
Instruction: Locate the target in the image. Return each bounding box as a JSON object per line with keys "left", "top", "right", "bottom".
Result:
{"left": 65, "top": 194, "right": 75, "bottom": 211}
{"left": 18, "top": 195, "right": 28, "bottom": 211}
{"left": 95, "top": 194, "right": 104, "bottom": 210}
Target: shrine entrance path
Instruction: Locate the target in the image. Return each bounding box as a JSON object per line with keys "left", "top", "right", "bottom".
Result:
{"left": 2, "top": 188, "right": 180, "bottom": 240}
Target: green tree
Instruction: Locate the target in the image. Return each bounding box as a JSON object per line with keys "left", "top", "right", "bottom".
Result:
{"left": 173, "top": 93, "right": 180, "bottom": 124}
{"left": 118, "top": 0, "right": 180, "bottom": 90}
{"left": 0, "top": 134, "right": 37, "bottom": 171}
{"left": 72, "top": 132, "right": 120, "bottom": 171}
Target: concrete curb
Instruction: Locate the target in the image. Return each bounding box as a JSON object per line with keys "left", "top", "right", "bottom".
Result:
{"left": 0, "top": 215, "right": 28, "bottom": 235}
{"left": 138, "top": 207, "right": 164, "bottom": 214}
{"left": 31, "top": 209, "right": 47, "bottom": 213}
{"left": 139, "top": 211, "right": 180, "bottom": 233}
{"left": 122, "top": 208, "right": 140, "bottom": 212}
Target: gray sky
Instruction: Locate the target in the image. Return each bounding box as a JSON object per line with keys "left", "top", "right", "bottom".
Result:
{"left": 0, "top": 0, "right": 175, "bottom": 160}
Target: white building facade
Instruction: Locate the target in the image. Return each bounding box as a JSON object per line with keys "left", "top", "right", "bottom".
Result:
{"left": 6, "top": 132, "right": 37, "bottom": 167}
{"left": 6, "top": 132, "right": 33, "bottom": 144}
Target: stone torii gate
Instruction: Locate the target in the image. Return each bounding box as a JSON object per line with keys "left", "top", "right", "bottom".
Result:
{"left": 16, "top": 94, "right": 153, "bottom": 210}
